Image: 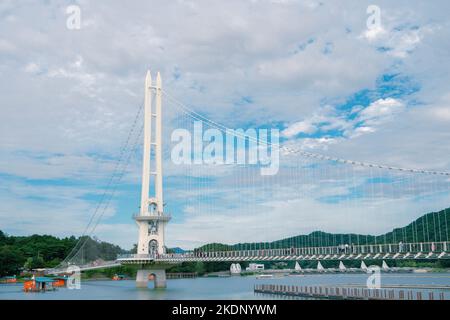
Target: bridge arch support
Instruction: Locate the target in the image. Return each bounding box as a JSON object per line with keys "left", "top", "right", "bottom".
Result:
{"left": 136, "top": 269, "right": 167, "bottom": 289}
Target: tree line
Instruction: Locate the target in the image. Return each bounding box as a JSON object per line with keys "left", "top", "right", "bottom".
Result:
{"left": 0, "top": 232, "right": 124, "bottom": 276}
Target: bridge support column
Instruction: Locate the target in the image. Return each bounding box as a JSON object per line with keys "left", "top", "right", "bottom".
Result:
{"left": 153, "top": 269, "right": 167, "bottom": 289}
{"left": 136, "top": 269, "right": 150, "bottom": 288}
{"left": 136, "top": 268, "right": 167, "bottom": 289}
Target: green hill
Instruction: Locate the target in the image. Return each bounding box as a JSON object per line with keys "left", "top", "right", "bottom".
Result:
{"left": 0, "top": 232, "right": 125, "bottom": 276}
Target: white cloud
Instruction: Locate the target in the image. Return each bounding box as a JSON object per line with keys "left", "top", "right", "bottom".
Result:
{"left": 350, "top": 126, "right": 375, "bottom": 138}
{"left": 0, "top": 151, "right": 120, "bottom": 181}
{"left": 282, "top": 120, "right": 316, "bottom": 137}
{"left": 280, "top": 98, "right": 406, "bottom": 148}
{"left": 429, "top": 107, "right": 450, "bottom": 121}
{"left": 423, "top": 93, "right": 450, "bottom": 122}
{"left": 362, "top": 26, "right": 387, "bottom": 41}
{"left": 300, "top": 137, "right": 338, "bottom": 150}
{"left": 0, "top": 38, "right": 15, "bottom": 53}
{"left": 23, "top": 62, "right": 40, "bottom": 74}
{"left": 358, "top": 98, "right": 405, "bottom": 126}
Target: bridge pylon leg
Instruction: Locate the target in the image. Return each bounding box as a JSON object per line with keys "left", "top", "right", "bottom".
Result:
{"left": 136, "top": 269, "right": 150, "bottom": 288}
{"left": 153, "top": 269, "right": 167, "bottom": 289}
{"left": 136, "top": 268, "right": 167, "bottom": 289}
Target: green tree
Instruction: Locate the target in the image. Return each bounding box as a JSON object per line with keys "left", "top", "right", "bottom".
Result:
{"left": 194, "top": 262, "right": 206, "bottom": 274}
{"left": 0, "top": 245, "right": 25, "bottom": 276}
{"left": 23, "top": 255, "right": 45, "bottom": 270}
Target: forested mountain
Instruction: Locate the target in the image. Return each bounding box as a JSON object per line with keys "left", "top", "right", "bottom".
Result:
{"left": 0, "top": 232, "right": 125, "bottom": 276}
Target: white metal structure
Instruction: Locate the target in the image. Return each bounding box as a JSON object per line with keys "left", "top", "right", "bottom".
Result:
{"left": 317, "top": 261, "right": 325, "bottom": 272}
{"left": 246, "top": 263, "right": 265, "bottom": 271}
{"left": 361, "top": 261, "right": 368, "bottom": 271}
{"left": 230, "top": 263, "right": 242, "bottom": 274}
{"left": 135, "top": 70, "right": 170, "bottom": 257}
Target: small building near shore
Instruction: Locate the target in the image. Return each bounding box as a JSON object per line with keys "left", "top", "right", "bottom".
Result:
{"left": 53, "top": 276, "right": 69, "bottom": 287}
{"left": 0, "top": 275, "right": 17, "bottom": 283}
{"left": 246, "top": 263, "right": 264, "bottom": 271}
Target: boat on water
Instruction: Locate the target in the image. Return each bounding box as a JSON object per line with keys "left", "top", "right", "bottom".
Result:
{"left": 112, "top": 274, "right": 126, "bottom": 281}
{"left": 256, "top": 274, "right": 273, "bottom": 279}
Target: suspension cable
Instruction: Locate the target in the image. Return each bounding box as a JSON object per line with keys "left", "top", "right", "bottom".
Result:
{"left": 61, "top": 102, "right": 144, "bottom": 266}
{"left": 162, "top": 89, "right": 450, "bottom": 177}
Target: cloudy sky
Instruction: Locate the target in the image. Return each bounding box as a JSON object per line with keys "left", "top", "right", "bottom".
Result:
{"left": 1, "top": 0, "right": 450, "bottom": 250}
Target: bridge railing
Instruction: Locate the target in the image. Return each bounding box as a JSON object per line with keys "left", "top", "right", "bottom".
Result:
{"left": 46, "top": 260, "right": 121, "bottom": 274}
{"left": 155, "top": 241, "right": 449, "bottom": 260}
{"left": 116, "top": 253, "right": 156, "bottom": 260}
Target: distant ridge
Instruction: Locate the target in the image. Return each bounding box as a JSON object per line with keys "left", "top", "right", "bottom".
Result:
{"left": 168, "top": 247, "right": 186, "bottom": 254}
{"left": 196, "top": 207, "right": 450, "bottom": 251}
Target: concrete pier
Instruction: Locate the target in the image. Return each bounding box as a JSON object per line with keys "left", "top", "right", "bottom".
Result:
{"left": 136, "top": 269, "right": 167, "bottom": 289}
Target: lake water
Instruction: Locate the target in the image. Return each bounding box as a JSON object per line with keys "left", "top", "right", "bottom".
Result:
{"left": 1, "top": 273, "right": 450, "bottom": 300}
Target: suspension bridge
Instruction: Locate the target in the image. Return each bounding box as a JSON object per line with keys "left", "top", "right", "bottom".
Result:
{"left": 47, "top": 70, "right": 450, "bottom": 288}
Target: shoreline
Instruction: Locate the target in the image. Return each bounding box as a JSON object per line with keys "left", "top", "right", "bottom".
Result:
{"left": 4, "top": 267, "right": 449, "bottom": 284}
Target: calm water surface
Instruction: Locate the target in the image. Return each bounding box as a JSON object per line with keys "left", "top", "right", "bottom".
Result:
{"left": 1, "top": 273, "right": 450, "bottom": 300}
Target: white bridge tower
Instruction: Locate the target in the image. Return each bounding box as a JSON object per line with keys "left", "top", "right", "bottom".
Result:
{"left": 135, "top": 70, "right": 170, "bottom": 257}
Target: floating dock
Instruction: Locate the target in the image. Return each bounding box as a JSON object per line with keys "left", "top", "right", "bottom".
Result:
{"left": 23, "top": 277, "right": 57, "bottom": 292}
{"left": 166, "top": 272, "right": 198, "bottom": 279}
{"left": 254, "top": 284, "right": 447, "bottom": 300}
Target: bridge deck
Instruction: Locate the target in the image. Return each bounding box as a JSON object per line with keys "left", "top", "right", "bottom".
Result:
{"left": 118, "top": 252, "right": 450, "bottom": 264}
{"left": 47, "top": 241, "right": 450, "bottom": 273}
{"left": 118, "top": 241, "right": 450, "bottom": 264}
